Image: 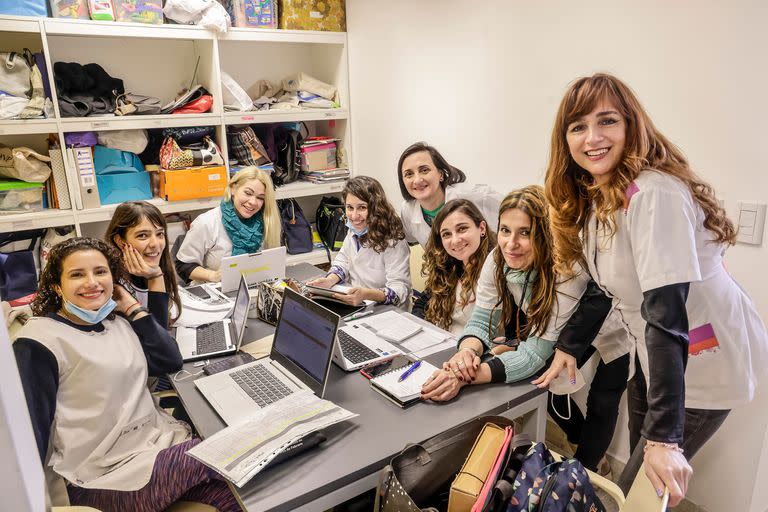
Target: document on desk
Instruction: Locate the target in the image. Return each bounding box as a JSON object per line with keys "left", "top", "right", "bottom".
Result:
{"left": 186, "top": 391, "right": 357, "bottom": 487}
{"left": 347, "top": 310, "right": 423, "bottom": 342}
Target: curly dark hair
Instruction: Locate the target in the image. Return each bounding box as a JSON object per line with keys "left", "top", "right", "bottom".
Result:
{"left": 105, "top": 201, "right": 182, "bottom": 325}
{"left": 422, "top": 199, "right": 496, "bottom": 331}
{"left": 342, "top": 176, "right": 405, "bottom": 253}
{"left": 32, "top": 237, "right": 127, "bottom": 317}
{"left": 396, "top": 142, "right": 467, "bottom": 201}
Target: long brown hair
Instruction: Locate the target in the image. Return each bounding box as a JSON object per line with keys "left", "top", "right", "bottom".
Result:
{"left": 544, "top": 73, "right": 736, "bottom": 275}
{"left": 493, "top": 186, "right": 557, "bottom": 339}
{"left": 422, "top": 199, "right": 495, "bottom": 331}
{"left": 32, "top": 237, "right": 127, "bottom": 317}
{"left": 342, "top": 176, "right": 405, "bottom": 253}
{"left": 105, "top": 201, "right": 181, "bottom": 324}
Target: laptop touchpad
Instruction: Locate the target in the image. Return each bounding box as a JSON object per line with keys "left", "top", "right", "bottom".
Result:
{"left": 210, "top": 388, "right": 258, "bottom": 413}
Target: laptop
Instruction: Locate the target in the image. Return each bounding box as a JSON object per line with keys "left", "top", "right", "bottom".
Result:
{"left": 332, "top": 322, "right": 404, "bottom": 372}
{"left": 176, "top": 275, "right": 250, "bottom": 362}
{"left": 220, "top": 246, "right": 287, "bottom": 293}
{"left": 195, "top": 288, "right": 339, "bottom": 425}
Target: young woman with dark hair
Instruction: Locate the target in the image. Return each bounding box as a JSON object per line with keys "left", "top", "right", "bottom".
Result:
{"left": 105, "top": 200, "right": 181, "bottom": 327}
{"left": 397, "top": 141, "right": 503, "bottom": 247}
{"left": 412, "top": 199, "right": 496, "bottom": 335}
{"left": 539, "top": 73, "right": 768, "bottom": 505}
{"left": 308, "top": 176, "right": 411, "bottom": 308}
{"left": 13, "top": 237, "right": 240, "bottom": 512}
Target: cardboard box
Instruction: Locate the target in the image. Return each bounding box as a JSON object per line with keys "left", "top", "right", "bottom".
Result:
{"left": 278, "top": 0, "right": 346, "bottom": 32}
{"left": 448, "top": 423, "right": 506, "bottom": 512}
{"left": 160, "top": 166, "right": 227, "bottom": 202}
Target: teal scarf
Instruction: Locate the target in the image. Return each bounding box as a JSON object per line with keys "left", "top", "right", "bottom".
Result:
{"left": 221, "top": 200, "right": 264, "bottom": 256}
{"left": 504, "top": 266, "right": 537, "bottom": 303}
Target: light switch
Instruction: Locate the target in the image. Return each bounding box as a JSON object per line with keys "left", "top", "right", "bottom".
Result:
{"left": 736, "top": 202, "right": 766, "bottom": 245}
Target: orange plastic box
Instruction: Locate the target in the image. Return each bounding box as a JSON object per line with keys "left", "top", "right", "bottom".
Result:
{"left": 159, "top": 166, "right": 227, "bottom": 201}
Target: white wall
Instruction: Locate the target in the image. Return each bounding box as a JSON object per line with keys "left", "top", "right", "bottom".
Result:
{"left": 347, "top": 1, "right": 768, "bottom": 510}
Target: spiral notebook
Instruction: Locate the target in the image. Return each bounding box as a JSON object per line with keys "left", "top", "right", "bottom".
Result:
{"left": 369, "top": 358, "right": 439, "bottom": 408}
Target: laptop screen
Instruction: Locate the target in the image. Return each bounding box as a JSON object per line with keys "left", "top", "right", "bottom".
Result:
{"left": 272, "top": 288, "right": 339, "bottom": 391}
{"left": 230, "top": 276, "right": 250, "bottom": 347}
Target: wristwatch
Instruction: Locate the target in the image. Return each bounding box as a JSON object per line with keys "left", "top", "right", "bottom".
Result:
{"left": 128, "top": 306, "right": 149, "bottom": 321}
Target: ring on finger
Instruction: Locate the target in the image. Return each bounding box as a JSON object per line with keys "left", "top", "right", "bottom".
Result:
{"left": 458, "top": 360, "right": 465, "bottom": 368}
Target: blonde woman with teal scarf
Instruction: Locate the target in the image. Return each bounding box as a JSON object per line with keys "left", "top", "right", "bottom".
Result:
{"left": 175, "top": 167, "right": 281, "bottom": 284}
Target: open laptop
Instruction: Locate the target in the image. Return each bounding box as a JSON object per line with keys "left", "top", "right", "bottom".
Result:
{"left": 332, "top": 323, "right": 404, "bottom": 372}
{"left": 176, "top": 275, "right": 250, "bottom": 362}
{"left": 195, "top": 288, "right": 339, "bottom": 425}
{"left": 220, "top": 246, "right": 287, "bottom": 293}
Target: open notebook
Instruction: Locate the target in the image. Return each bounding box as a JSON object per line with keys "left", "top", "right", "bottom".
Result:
{"left": 370, "top": 358, "right": 439, "bottom": 408}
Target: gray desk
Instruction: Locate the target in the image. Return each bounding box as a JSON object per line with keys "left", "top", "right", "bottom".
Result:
{"left": 172, "top": 263, "right": 547, "bottom": 512}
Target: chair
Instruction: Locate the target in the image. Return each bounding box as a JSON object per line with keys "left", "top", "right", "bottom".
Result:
{"left": 409, "top": 243, "right": 426, "bottom": 293}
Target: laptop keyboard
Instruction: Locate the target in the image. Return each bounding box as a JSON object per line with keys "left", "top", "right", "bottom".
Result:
{"left": 230, "top": 364, "right": 295, "bottom": 408}
{"left": 195, "top": 322, "right": 228, "bottom": 354}
{"left": 338, "top": 330, "right": 380, "bottom": 364}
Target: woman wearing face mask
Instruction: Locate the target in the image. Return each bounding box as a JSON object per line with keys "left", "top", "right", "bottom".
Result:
{"left": 105, "top": 201, "right": 181, "bottom": 327}
{"left": 12, "top": 238, "right": 240, "bottom": 512}
{"left": 412, "top": 199, "right": 495, "bottom": 336}
{"left": 174, "top": 166, "right": 281, "bottom": 284}
{"left": 539, "top": 73, "right": 768, "bottom": 505}
{"left": 397, "top": 142, "right": 503, "bottom": 247}
{"left": 307, "top": 176, "right": 411, "bottom": 308}
{"left": 420, "top": 186, "right": 630, "bottom": 474}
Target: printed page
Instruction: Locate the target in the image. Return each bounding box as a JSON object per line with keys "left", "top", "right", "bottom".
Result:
{"left": 186, "top": 391, "right": 357, "bottom": 487}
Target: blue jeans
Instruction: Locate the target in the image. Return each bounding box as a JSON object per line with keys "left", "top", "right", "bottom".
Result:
{"left": 617, "top": 361, "right": 731, "bottom": 494}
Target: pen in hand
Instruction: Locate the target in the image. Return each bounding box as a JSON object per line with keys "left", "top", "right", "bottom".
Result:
{"left": 398, "top": 360, "right": 422, "bottom": 382}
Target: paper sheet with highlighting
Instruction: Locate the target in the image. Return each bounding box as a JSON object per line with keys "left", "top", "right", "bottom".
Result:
{"left": 186, "top": 391, "right": 357, "bottom": 487}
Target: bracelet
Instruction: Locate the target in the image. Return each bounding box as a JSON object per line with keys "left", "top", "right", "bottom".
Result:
{"left": 128, "top": 306, "right": 149, "bottom": 321}
{"left": 148, "top": 271, "right": 164, "bottom": 279}
{"left": 644, "top": 441, "right": 684, "bottom": 454}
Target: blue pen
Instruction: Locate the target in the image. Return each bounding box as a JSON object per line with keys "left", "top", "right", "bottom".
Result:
{"left": 398, "top": 360, "right": 422, "bottom": 382}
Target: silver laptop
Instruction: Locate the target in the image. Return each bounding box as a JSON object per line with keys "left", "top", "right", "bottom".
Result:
{"left": 332, "top": 323, "right": 404, "bottom": 371}
{"left": 220, "top": 246, "right": 287, "bottom": 293}
{"left": 195, "top": 288, "right": 339, "bottom": 425}
{"left": 176, "top": 275, "right": 250, "bottom": 362}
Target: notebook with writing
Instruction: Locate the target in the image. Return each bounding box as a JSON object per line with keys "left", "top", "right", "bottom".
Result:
{"left": 369, "top": 358, "right": 439, "bottom": 408}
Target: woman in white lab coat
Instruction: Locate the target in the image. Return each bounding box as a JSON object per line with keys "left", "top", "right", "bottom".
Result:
{"left": 308, "top": 176, "right": 411, "bottom": 308}
{"left": 538, "top": 73, "right": 768, "bottom": 506}
{"left": 174, "top": 166, "right": 281, "bottom": 284}
{"left": 397, "top": 142, "right": 503, "bottom": 247}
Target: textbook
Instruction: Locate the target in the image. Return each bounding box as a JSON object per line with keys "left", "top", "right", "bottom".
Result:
{"left": 369, "top": 357, "right": 439, "bottom": 408}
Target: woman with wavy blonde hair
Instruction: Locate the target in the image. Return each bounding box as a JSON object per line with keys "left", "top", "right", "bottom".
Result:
{"left": 175, "top": 166, "right": 281, "bottom": 283}
{"left": 539, "top": 73, "right": 768, "bottom": 505}
{"left": 422, "top": 185, "right": 630, "bottom": 474}
{"left": 307, "top": 176, "right": 411, "bottom": 308}
{"left": 412, "top": 199, "right": 495, "bottom": 335}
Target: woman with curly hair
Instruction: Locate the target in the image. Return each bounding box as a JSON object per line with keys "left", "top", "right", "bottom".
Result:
{"left": 308, "top": 176, "right": 411, "bottom": 308}
{"left": 105, "top": 201, "right": 181, "bottom": 327}
{"left": 538, "top": 73, "right": 768, "bottom": 505}
{"left": 412, "top": 199, "right": 495, "bottom": 335}
{"left": 12, "top": 237, "right": 240, "bottom": 512}
{"left": 175, "top": 166, "right": 281, "bottom": 284}
{"left": 421, "top": 186, "right": 630, "bottom": 475}
{"left": 397, "top": 142, "right": 503, "bottom": 247}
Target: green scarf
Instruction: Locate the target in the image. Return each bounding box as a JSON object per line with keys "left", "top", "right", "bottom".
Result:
{"left": 220, "top": 200, "right": 264, "bottom": 256}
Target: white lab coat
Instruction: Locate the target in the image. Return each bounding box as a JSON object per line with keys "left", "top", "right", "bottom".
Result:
{"left": 176, "top": 207, "right": 232, "bottom": 272}
{"left": 332, "top": 232, "right": 411, "bottom": 308}
{"left": 584, "top": 169, "right": 768, "bottom": 409}
{"left": 474, "top": 250, "right": 628, "bottom": 362}
{"left": 400, "top": 183, "right": 504, "bottom": 246}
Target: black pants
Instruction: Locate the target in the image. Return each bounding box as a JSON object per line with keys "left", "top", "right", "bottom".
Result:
{"left": 616, "top": 359, "right": 731, "bottom": 493}
{"left": 548, "top": 348, "right": 630, "bottom": 471}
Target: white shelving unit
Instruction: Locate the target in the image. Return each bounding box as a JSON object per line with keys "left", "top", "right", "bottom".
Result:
{"left": 0, "top": 14, "right": 350, "bottom": 265}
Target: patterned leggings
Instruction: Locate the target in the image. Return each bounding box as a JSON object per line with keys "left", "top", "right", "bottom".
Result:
{"left": 67, "top": 439, "right": 241, "bottom": 512}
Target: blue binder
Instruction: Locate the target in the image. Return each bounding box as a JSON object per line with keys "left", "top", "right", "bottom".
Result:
{"left": 93, "top": 145, "right": 152, "bottom": 205}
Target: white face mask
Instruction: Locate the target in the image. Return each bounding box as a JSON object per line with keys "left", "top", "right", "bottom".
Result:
{"left": 548, "top": 368, "right": 586, "bottom": 420}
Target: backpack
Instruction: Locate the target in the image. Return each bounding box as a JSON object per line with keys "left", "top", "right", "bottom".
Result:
{"left": 272, "top": 122, "right": 307, "bottom": 187}
{"left": 315, "top": 195, "right": 347, "bottom": 261}
{"left": 507, "top": 443, "right": 604, "bottom": 512}
{"left": 0, "top": 228, "right": 45, "bottom": 301}
{"left": 277, "top": 198, "right": 313, "bottom": 255}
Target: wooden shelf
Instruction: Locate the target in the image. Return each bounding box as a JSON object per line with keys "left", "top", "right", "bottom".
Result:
{"left": 0, "top": 119, "right": 58, "bottom": 136}
{"left": 274, "top": 180, "right": 345, "bottom": 200}
{"left": 76, "top": 197, "right": 220, "bottom": 224}
{"left": 43, "top": 18, "right": 216, "bottom": 40}
{"left": 0, "top": 209, "right": 75, "bottom": 233}
{"left": 0, "top": 15, "right": 41, "bottom": 33}
{"left": 223, "top": 109, "right": 348, "bottom": 125}
{"left": 59, "top": 113, "right": 221, "bottom": 133}
{"left": 221, "top": 27, "right": 346, "bottom": 45}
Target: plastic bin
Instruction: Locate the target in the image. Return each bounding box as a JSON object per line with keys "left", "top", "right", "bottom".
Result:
{"left": 0, "top": 178, "right": 44, "bottom": 213}
{"left": 0, "top": 0, "right": 48, "bottom": 16}
{"left": 49, "top": 0, "right": 89, "bottom": 18}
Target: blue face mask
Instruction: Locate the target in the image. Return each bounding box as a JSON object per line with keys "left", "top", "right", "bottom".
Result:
{"left": 64, "top": 297, "right": 117, "bottom": 325}
{"left": 345, "top": 219, "right": 368, "bottom": 237}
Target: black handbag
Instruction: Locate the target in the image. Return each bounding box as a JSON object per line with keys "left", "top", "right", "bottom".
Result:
{"left": 0, "top": 228, "right": 45, "bottom": 301}
{"left": 374, "top": 415, "right": 515, "bottom": 512}
{"left": 278, "top": 198, "right": 313, "bottom": 255}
